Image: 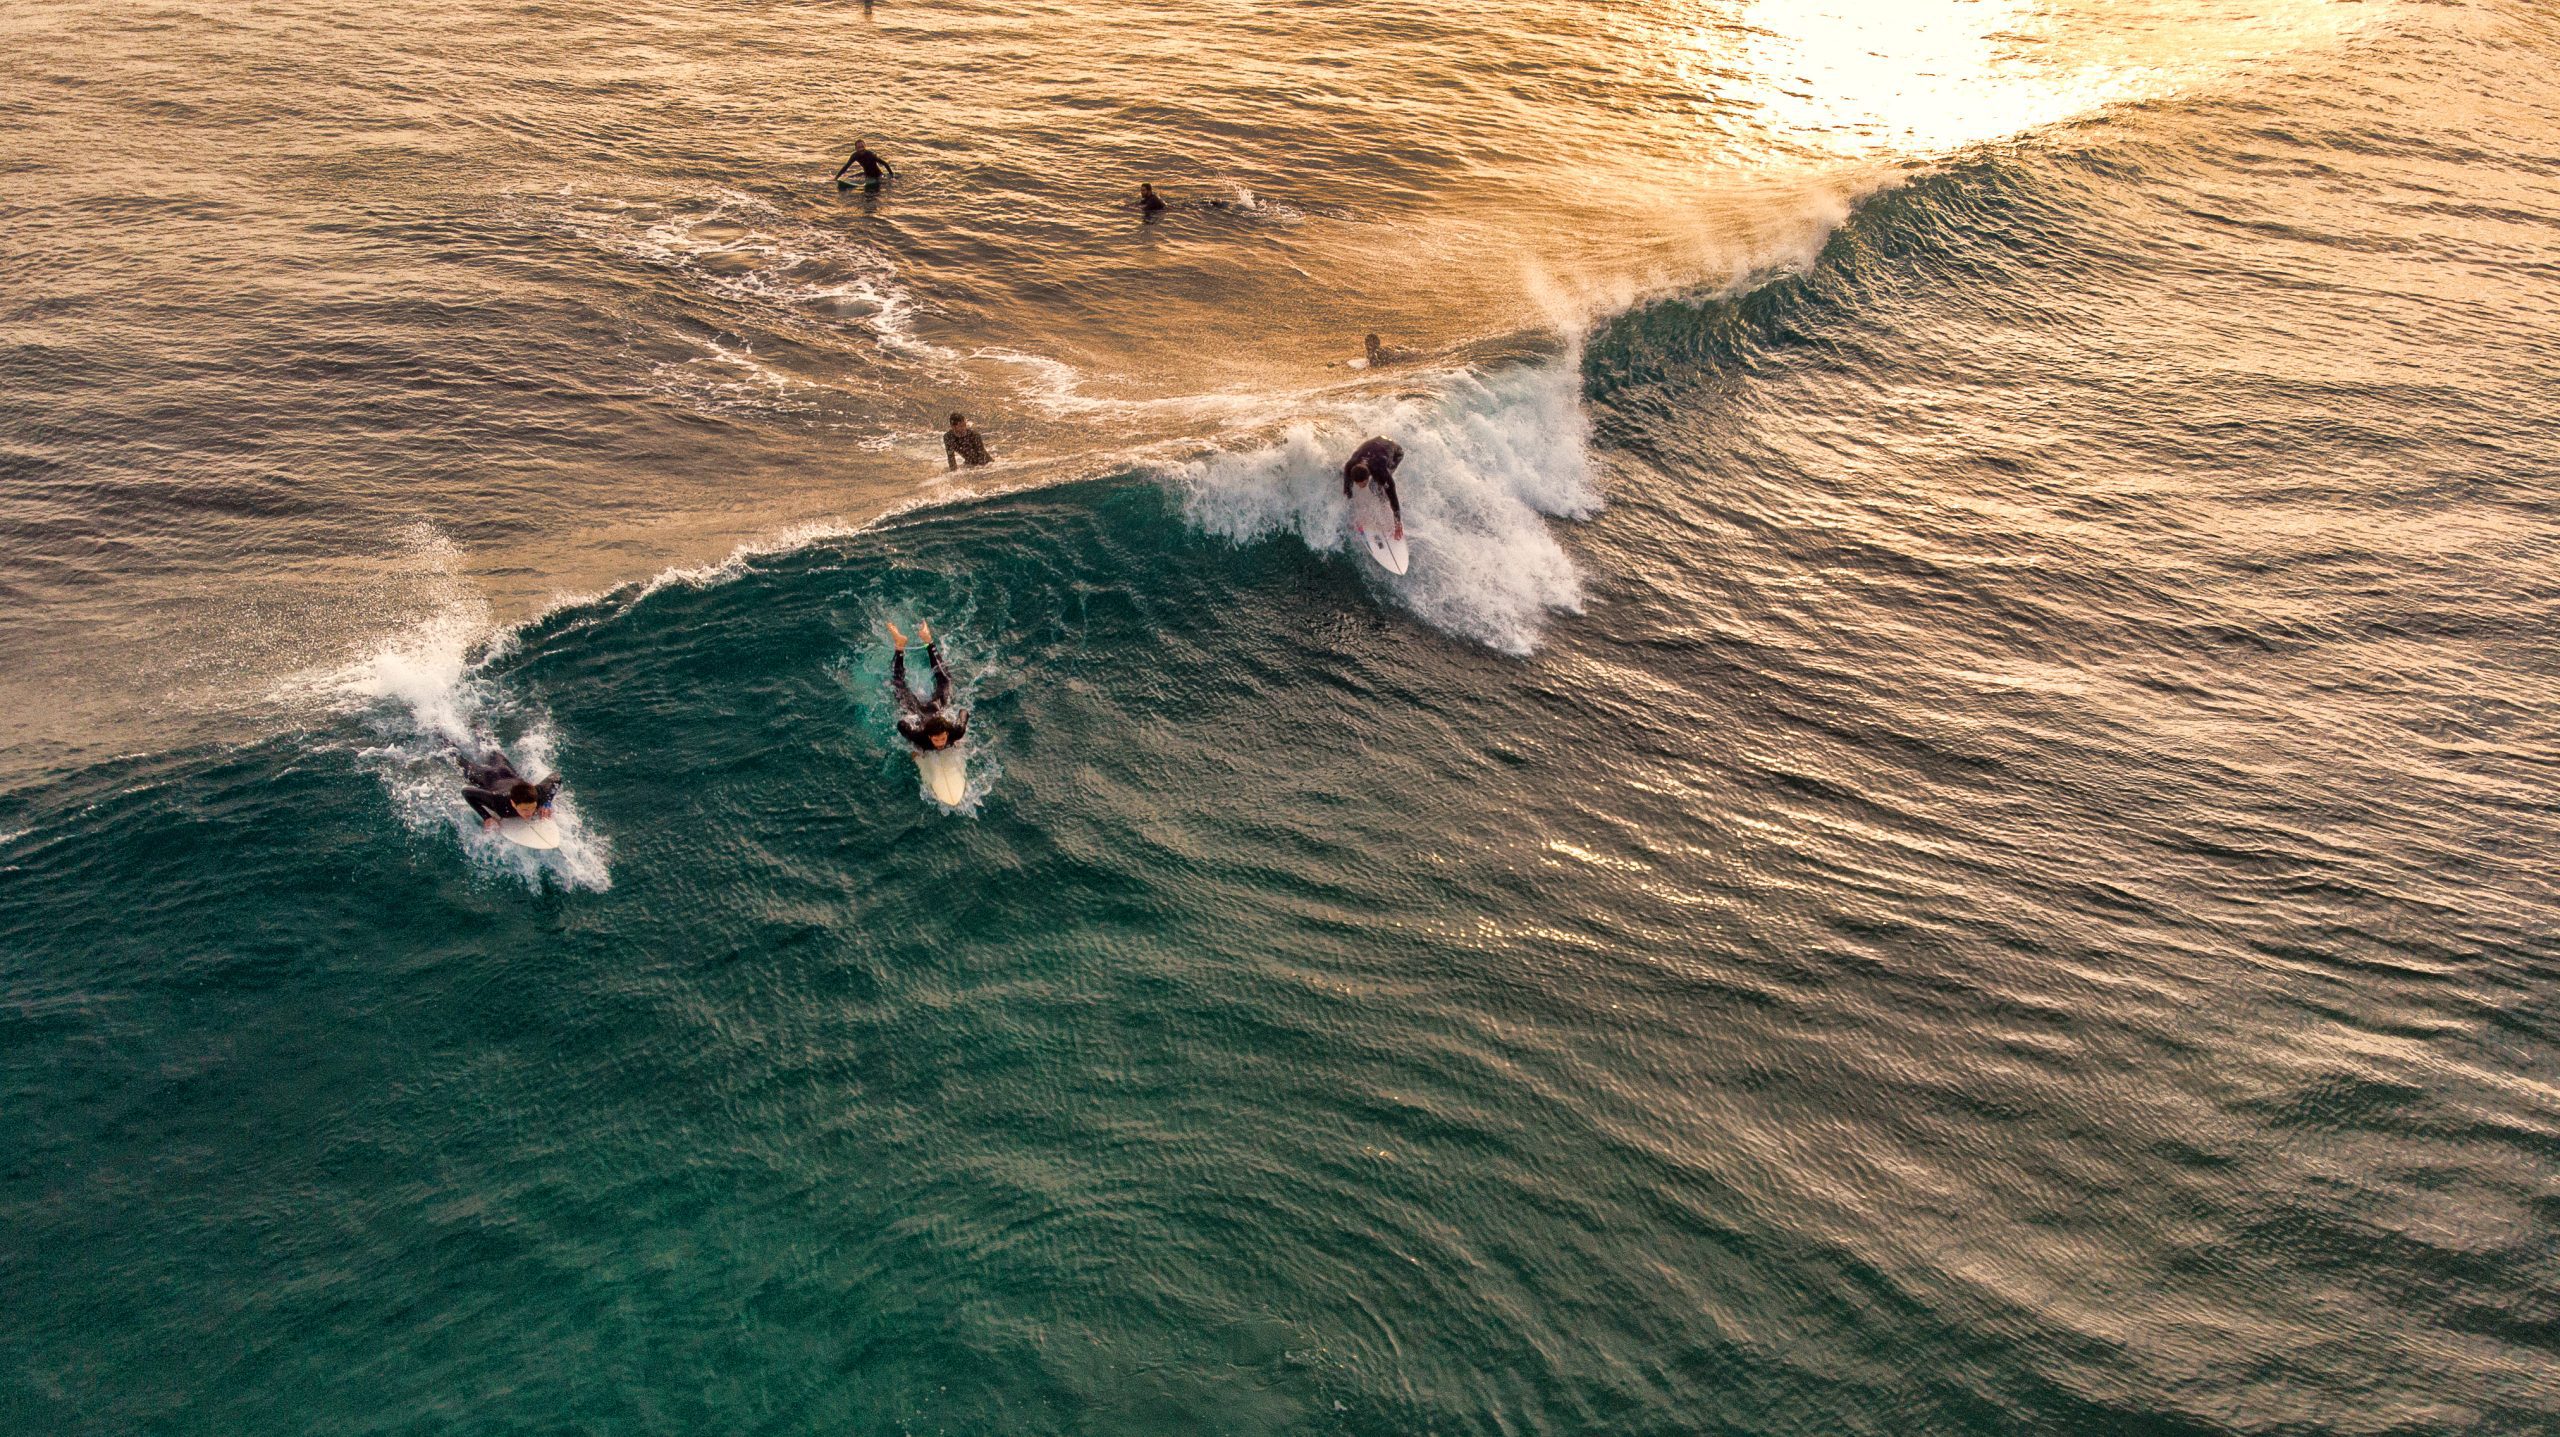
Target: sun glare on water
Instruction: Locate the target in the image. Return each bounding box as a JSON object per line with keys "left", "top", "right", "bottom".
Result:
{"left": 1665, "top": 0, "right": 2384, "bottom": 164}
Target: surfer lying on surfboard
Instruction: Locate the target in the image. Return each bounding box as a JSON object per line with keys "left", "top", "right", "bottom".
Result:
{"left": 1342, "top": 435, "right": 1405, "bottom": 541}
{"left": 884, "top": 622, "right": 968, "bottom": 751}
{"left": 457, "top": 749, "right": 560, "bottom": 832}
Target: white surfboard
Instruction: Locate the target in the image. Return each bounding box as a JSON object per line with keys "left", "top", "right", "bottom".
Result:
{"left": 498, "top": 815, "right": 562, "bottom": 851}
{"left": 1348, "top": 482, "right": 1409, "bottom": 575}
{"left": 914, "top": 745, "right": 968, "bottom": 806}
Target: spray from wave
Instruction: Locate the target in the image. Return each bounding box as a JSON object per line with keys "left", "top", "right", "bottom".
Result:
{"left": 1174, "top": 356, "right": 1599, "bottom": 655}
{"left": 308, "top": 531, "right": 613, "bottom": 892}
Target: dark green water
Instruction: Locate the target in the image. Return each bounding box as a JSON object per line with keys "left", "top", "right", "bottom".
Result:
{"left": 8, "top": 2, "right": 2560, "bottom": 1433}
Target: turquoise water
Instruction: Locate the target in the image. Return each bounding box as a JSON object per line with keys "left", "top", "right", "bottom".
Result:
{"left": 7, "top": 0, "right": 2560, "bottom": 1432}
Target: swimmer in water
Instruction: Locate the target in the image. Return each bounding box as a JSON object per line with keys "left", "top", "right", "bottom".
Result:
{"left": 835, "top": 138, "right": 896, "bottom": 191}
{"left": 1362, "top": 333, "right": 1417, "bottom": 367}
{"left": 944, "top": 412, "right": 994, "bottom": 470}
{"left": 1137, "top": 183, "right": 1167, "bottom": 216}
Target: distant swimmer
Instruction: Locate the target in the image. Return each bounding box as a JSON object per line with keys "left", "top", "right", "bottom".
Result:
{"left": 944, "top": 412, "right": 994, "bottom": 470}
{"left": 457, "top": 748, "right": 560, "bottom": 832}
{"left": 884, "top": 621, "right": 968, "bottom": 751}
{"left": 1363, "top": 333, "right": 1418, "bottom": 368}
{"left": 1137, "top": 183, "right": 1167, "bottom": 216}
{"left": 1343, "top": 435, "right": 1406, "bottom": 538}
{"left": 835, "top": 138, "right": 897, "bottom": 191}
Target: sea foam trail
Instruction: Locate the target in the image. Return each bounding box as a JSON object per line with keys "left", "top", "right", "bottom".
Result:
{"left": 317, "top": 533, "right": 612, "bottom": 892}
{"left": 1175, "top": 355, "right": 1598, "bottom": 655}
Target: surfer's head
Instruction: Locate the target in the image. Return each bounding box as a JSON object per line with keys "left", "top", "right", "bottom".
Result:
{"left": 508, "top": 781, "right": 540, "bottom": 817}
{"left": 917, "top": 715, "right": 958, "bottom": 750}
{"left": 948, "top": 412, "right": 968, "bottom": 430}
{"left": 1364, "top": 333, "right": 1383, "bottom": 360}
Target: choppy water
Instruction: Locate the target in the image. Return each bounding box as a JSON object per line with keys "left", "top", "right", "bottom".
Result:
{"left": 5, "top": 1, "right": 2559, "bottom": 1432}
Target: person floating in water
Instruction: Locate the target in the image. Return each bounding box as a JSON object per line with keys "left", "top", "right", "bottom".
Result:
{"left": 1362, "top": 333, "right": 1418, "bottom": 368}
{"left": 945, "top": 412, "right": 993, "bottom": 470}
{"left": 835, "top": 138, "right": 896, "bottom": 191}
{"left": 1137, "top": 183, "right": 1167, "bottom": 216}
{"left": 457, "top": 748, "right": 561, "bottom": 832}
{"left": 884, "top": 621, "right": 967, "bottom": 751}
{"left": 1343, "top": 435, "right": 1406, "bottom": 540}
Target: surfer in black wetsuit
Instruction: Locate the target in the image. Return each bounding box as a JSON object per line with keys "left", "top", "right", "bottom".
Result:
{"left": 944, "top": 413, "right": 993, "bottom": 470}
{"left": 1362, "top": 333, "right": 1420, "bottom": 368}
{"left": 835, "top": 138, "right": 896, "bottom": 190}
{"left": 458, "top": 749, "right": 561, "bottom": 831}
{"left": 884, "top": 622, "right": 968, "bottom": 750}
{"left": 1343, "top": 435, "right": 1406, "bottom": 538}
{"left": 1137, "top": 183, "right": 1167, "bottom": 216}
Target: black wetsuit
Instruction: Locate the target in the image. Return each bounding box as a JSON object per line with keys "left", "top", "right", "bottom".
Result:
{"left": 1342, "top": 436, "right": 1405, "bottom": 520}
{"left": 838, "top": 147, "right": 895, "bottom": 187}
{"left": 459, "top": 752, "right": 561, "bottom": 822}
{"left": 945, "top": 426, "right": 993, "bottom": 469}
{"left": 893, "top": 644, "right": 969, "bottom": 749}
{"left": 1140, "top": 191, "right": 1167, "bottom": 214}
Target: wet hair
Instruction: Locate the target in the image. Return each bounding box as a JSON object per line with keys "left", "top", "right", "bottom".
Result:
{"left": 949, "top": 412, "right": 966, "bottom": 426}
{"left": 508, "top": 781, "right": 539, "bottom": 805}
{"left": 917, "top": 714, "right": 958, "bottom": 744}
{"left": 1365, "top": 333, "right": 1381, "bottom": 347}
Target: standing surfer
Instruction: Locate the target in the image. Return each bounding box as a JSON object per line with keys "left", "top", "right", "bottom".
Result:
{"left": 1343, "top": 435, "right": 1405, "bottom": 540}
{"left": 884, "top": 622, "right": 968, "bottom": 752}
{"left": 835, "top": 138, "right": 897, "bottom": 191}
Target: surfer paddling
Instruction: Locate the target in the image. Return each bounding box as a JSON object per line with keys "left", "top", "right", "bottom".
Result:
{"left": 457, "top": 748, "right": 560, "bottom": 832}
{"left": 1343, "top": 435, "right": 1406, "bottom": 540}
{"left": 835, "top": 138, "right": 897, "bottom": 191}
{"left": 884, "top": 621, "right": 968, "bottom": 751}
{"left": 1361, "top": 333, "right": 1417, "bottom": 368}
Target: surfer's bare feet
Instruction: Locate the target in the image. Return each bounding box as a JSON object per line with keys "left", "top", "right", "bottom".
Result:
{"left": 884, "top": 622, "right": 907, "bottom": 649}
{"left": 918, "top": 620, "right": 934, "bottom": 645}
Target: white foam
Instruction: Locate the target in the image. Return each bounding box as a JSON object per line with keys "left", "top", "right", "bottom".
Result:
{"left": 313, "top": 529, "right": 613, "bottom": 892}
{"left": 1175, "top": 354, "right": 1598, "bottom": 655}
{"left": 548, "top": 185, "right": 951, "bottom": 361}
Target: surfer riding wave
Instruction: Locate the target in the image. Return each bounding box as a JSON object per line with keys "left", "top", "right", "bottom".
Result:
{"left": 1343, "top": 435, "right": 1405, "bottom": 540}
{"left": 457, "top": 748, "right": 560, "bottom": 831}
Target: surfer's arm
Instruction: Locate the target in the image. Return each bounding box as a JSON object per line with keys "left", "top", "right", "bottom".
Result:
{"left": 835, "top": 152, "right": 856, "bottom": 180}
{"left": 460, "top": 787, "right": 507, "bottom": 822}
{"left": 534, "top": 777, "right": 561, "bottom": 815}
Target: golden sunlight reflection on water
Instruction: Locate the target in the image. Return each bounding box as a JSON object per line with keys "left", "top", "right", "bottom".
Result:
{"left": 1663, "top": 0, "right": 2382, "bottom": 164}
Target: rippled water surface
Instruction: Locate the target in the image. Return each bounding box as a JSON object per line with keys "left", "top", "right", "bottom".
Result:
{"left": 4, "top": 1, "right": 2557, "bottom": 1433}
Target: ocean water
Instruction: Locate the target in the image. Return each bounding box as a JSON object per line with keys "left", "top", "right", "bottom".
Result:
{"left": 4, "top": 0, "right": 2558, "bottom": 1432}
